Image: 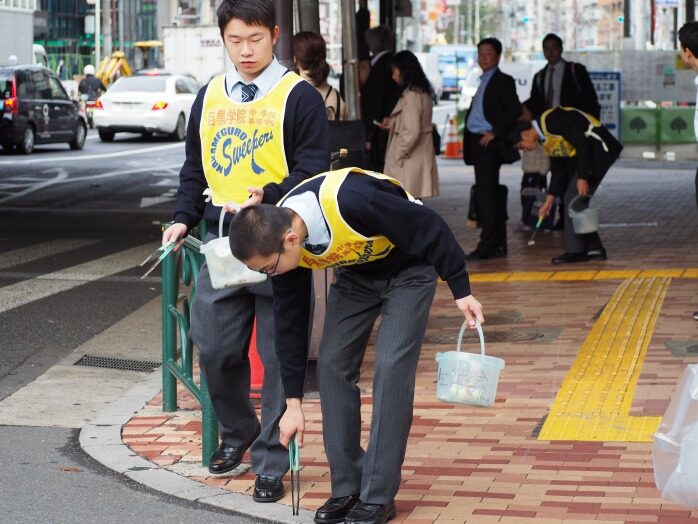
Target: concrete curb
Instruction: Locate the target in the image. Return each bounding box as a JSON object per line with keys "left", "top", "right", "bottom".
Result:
{"left": 79, "top": 372, "right": 315, "bottom": 523}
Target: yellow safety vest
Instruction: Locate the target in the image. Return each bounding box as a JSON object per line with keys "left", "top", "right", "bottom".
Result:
{"left": 540, "top": 107, "right": 604, "bottom": 158}
{"left": 279, "top": 167, "right": 412, "bottom": 269}
{"left": 199, "top": 72, "right": 302, "bottom": 206}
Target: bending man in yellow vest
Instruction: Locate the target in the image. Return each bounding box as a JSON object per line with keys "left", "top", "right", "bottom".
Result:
{"left": 518, "top": 106, "right": 622, "bottom": 264}
{"left": 228, "top": 167, "right": 483, "bottom": 524}
{"left": 161, "top": 0, "right": 329, "bottom": 502}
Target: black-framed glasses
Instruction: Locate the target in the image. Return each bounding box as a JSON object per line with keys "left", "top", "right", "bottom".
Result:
{"left": 253, "top": 237, "right": 285, "bottom": 276}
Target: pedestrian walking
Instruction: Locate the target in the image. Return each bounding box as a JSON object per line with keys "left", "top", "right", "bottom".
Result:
{"left": 381, "top": 50, "right": 439, "bottom": 199}
{"left": 161, "top": 0, "right": 329, "bottom": 502}
{"left": 227, "top": 167, "right": 483, "bottom": 524}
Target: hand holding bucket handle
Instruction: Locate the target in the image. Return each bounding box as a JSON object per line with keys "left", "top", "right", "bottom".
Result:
{"left": 455, "top": 295, "right": 484, "bottom": 330}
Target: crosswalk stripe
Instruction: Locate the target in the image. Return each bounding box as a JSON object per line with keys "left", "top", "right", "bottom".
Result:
{"left": 0, "top": 239, "right": 99, "bottom": 271}
{"left": 0, "top": 243, "right": 154, "bottom": 315}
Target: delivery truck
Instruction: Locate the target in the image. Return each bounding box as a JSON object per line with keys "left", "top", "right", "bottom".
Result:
{"left": 162, "top": 25, "right": 232, "bottom": 86}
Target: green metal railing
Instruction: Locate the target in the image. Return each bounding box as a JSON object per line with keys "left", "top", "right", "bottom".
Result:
{"left": 161, "top": 230, "right": 218, "bottom": 467}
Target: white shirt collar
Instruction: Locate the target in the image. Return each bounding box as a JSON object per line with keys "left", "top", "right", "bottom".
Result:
{"left": 225, "top": 55, "right": 287, "bottom": 100}
{"left": 281, "top": 192, "right": 330, "bottom": 249}
{"left": 370, "top": 50, "right": 390, "bottom": 67}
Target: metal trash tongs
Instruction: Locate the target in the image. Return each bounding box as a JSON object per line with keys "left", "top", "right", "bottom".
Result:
{"left": 139, "top": 240, "right": 176, "bottom": 279}
{"left": 289, "top": 436, "right": 301, "bottom": 516}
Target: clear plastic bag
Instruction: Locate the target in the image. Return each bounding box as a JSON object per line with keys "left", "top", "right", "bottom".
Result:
{"left": 653, "top": 364, "right": 698, "bottom": 508}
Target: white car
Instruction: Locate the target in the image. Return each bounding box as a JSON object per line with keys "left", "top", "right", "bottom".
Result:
{"left": 93, "top": 71, "right": 199, "bottom": 142}
{"left": 456, "top": 67, "right": 482, "bottom": 112}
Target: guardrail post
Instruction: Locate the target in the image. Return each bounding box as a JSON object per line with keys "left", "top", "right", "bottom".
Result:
{"left": 161, "top": 247, "right": 177, "bottom": 412}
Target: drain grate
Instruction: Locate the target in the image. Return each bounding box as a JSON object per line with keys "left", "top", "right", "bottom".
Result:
{"left": 664, "top": 341, "right": 698, "bottom": 358}
{"left": 74, "top": 355, "right": 161, "bottom": 372}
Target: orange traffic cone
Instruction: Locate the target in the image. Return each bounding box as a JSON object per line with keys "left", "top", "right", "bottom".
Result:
{"left": 249, "top": 320, "right": 264, "bottom": 399}
{"left": 443, "top": 117, "right": 462, "bottom": 159}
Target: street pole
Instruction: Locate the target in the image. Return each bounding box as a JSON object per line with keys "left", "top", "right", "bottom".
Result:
{"left": 340, "top": 0, "right": 360, "bottom": 119}
{"left": 95, "top": 0, "right": 101, "bottom": 67}
{"left": 118, "top": 0, "right": 125, "bottom": 52}
{"left": 475, "top": 0, "right": 481, "bottom": 43}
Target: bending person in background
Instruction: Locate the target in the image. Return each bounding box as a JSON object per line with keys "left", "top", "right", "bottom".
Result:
{"left": 293, "top": 31, "right": 348, "bottom": 121}
{"left": 381, "top": 50, "right": 439, "bottom": 199}
{"left": 517, "top": 106, "right": 622, "bottom": 264}
{"left": 229, "top": 168, "right": 483, "bottom": 524}
{"left": 526, "top": 33, "right": 600, "bottom": 231}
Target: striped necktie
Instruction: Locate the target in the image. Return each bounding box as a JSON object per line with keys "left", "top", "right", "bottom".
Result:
{"left": 240, "top": 82, "right": 258, "bottom": 103}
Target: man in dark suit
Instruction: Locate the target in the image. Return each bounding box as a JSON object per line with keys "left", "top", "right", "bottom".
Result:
{"left": 361, "top": 25, "right": 401, "bottom": 172}
{"left": 518, "top": 107, "right": 622, "bottom": 264}
{"left": 527, "top": 33, "right": 600, "bottom": 230}
{"left": 463, "top": 37, "right": 521, "bottom": 260}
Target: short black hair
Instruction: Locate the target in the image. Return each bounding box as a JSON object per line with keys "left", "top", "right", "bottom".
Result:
{"left": 477, "top": 37, "right": 502, "bottom": 56}
{"left": 228, "top": 205, "right": 292, "bottom": 261}
{"left": 217, "top": 0, "right": 276, "bottom": 37}
{"left": 679, "top": 21, "right": 698, "bottom": 57}
{"left": 366, "top": 25, "right": 394, "bottom": 54}
{"left": 542, "top": 33, "right": 564, "bottom": 50}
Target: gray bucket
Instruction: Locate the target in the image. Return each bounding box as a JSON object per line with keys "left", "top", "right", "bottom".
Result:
{"left": 568, "top": 195, "right": 599, "bottom": 234}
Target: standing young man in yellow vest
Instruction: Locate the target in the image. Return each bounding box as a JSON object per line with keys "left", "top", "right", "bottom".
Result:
{"left": 162, "top": 0, "right": 329, "bottom": 502}
{"left": 228, "top": 168, "right": 484, "bottom": 524}
{"left": 518, "top": 106, "right": 622, "bottom": 264}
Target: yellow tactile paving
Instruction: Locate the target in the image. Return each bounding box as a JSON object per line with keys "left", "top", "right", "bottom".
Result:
{"left": 504, "top": 272, "right": 555, "bottom": 281}
{"left": 446, "top": 268, "right": 698, "bottom": 284}
{"left": 681, "top": 268, "right": 698, "bottom": 278}
{"left": 639, "top": 269, "right": 685, "bottom": 278}
{"left": 593, "top": 270, "right": 641, "bottom": 280}
{"left": 538, "top": 277, "right": 670, "bottom": 442}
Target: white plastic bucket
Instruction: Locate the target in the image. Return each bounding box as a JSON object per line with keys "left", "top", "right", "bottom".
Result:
{"left": 199, "top": 208, "right": 266, "bottom": 290}
{"left": 434, "top": 320, "right": 505, "bottom": 407}
{"left": 568, "top": 194, "right": 599, "bottom": 234}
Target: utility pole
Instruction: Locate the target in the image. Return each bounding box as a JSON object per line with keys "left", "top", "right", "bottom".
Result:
{"left": 95, "top": 0, "right": 101, "bottom": 67}
{"left": 341, "top": 0, "right": 360, "bottom": 119}
{"left": 273, "top": 0, "right": 294, "bottom": 69}
{"left": 118, "top": 0, "right": 125, "bottom": 52}
{"left": 475, "top": 0, "right": 481, "bottom": 43}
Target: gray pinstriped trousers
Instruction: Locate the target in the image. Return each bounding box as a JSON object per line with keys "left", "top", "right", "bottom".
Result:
{"left": 318, "top": 263, "right": 438, "bottom": 504}
{"left": 190, "top": 243, "right": 288, "bottom": 478}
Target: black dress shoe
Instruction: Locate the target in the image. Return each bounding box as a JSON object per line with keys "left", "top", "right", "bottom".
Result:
{"left": 253, "top": 474, "right": 284, "bottom": 503}
{"left": 207, "top": 425, "right": 261, "bottom": 474}
{"left": 587, "top": 247, "right": 607, "bottom": 261}
{"left": 693, "top": 311, "right": 698, "bottom": 321}
{"left": 465, "top": 250, "right": 491, "bottom": 261}
{"left": 345, "top": 500, "right": 396, "bottom": 524}
{"left": 551, "top": 252, "right": 590, "bottom": 264}
{"left": 314, "top": 495, "right": 359, "bottom": 523}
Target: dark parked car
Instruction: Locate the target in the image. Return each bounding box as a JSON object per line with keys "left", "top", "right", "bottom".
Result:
{"left": 1, "top": 65, "right": 86, "bottom": 154}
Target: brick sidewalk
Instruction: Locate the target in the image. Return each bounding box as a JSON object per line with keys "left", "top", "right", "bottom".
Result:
{"left": 123, "top": 160, "right": 698, "bottom": 523}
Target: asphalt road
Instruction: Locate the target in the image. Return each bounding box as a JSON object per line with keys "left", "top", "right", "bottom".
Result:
{"left": 0, "top": 130, "right": 263, "bottom": 523}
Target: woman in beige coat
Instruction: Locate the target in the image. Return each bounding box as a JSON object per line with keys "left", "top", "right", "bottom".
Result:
{"left": 382, "top": 50, "right": 439, "bottom": 198}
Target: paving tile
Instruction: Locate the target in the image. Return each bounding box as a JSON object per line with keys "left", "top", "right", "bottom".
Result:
{"left": 120, "top": 164, "right": 698, "bottom": 522}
